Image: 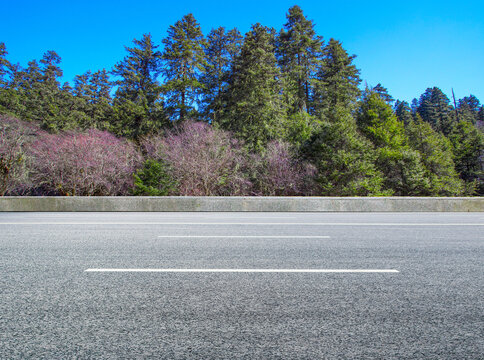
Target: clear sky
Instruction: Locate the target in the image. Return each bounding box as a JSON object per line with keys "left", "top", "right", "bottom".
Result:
{"left": 1, "top": 0, "right": 483, "bottom": 103}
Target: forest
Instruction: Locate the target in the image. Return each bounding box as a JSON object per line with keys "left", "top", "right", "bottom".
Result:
{"left": 0, "top": 6, "right": 483, "bottom": 197}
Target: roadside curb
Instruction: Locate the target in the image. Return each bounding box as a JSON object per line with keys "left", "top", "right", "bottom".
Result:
{"left": 0, "top": 196, "right": 482, "bottom": 212}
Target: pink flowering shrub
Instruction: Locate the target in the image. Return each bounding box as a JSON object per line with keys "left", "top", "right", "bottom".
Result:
{"left": 142, "top": 122, "right": 316, "bottom": 196}
{"left": 251, "top": 140, "right": 317, "bottom": 196}
{"left": 0, "top": 116, "right": 39, "bottom": 195}
{"left": 142, "top": 121, "right": 252, "bottom": 196}
{"left": 28, "top": 129, "right": 142, "bottom": 196}
{"left": 2, "top": 116, "right": 316, "bottom": 196}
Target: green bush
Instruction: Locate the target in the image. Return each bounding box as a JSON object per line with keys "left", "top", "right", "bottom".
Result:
{"left": 133, "top": 159, "right": 177, "bottom": 196}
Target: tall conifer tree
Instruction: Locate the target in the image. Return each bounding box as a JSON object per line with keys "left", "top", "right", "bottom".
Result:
{"left": 0, "top": 43, "right": 9, "bottom": 86}
{"left": 162, "top": 14, "right": 206, "bottom": 122}
{"left": 394, "top": 100, "right": 413, "bottom": 125}
{"left": 371, "top": 83, "right": 394, "bottom": 104}
{"left": 0, "top": 42, "right": 14, "bottom": 114}
{"left": 200, "top": 27, "right": 242, "bottom": 123}
{"left": 36, "top": 52, "right": 63, "bottom": 128}
{"left": 406, "top": 115, "right": 464, "bottom": 195}
{"left": 277, "top": 5, "right": 322, "bottom": 114}
{"left": 448, "top": 120, "right": 484, "bottom": 194}
{"left": 357, "top": 91, "right": 430, "bottom": 195}
{"left": 478, "top": 106, "right": 484, "bottom": 124}
{"left": 73, "top": 69, "right": 113, "bottom": 129}
{"left": 312, "top": 38, "right": 361, "bottom": 119}
{"left": 416, "top": 87, "right": 455, "bottom": 135}
{"left": 112, "top": 33, "right": 163, "bottom": 137}
{"left": 220, "top": 24, "right": 286, "bottom": 151}
{"left": 457, "top": 95, "right": 481, "bottom": 124}
{"left": 302, "top": 104, "right": 388, "bottom": 196}
{"left": 89, "top": 69, "right": 113, "bottom": 129}
{"left": 12, "top": 51, "right": 69, "bottom": 130}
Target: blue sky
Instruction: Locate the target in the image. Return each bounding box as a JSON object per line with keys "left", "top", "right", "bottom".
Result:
{"left": 1, "top": 0, "right": 483, "bottom": 103}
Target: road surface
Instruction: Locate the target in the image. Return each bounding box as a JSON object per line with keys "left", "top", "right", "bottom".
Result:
{"left": 1, "top": 212, "right": 483, "bottom": 358}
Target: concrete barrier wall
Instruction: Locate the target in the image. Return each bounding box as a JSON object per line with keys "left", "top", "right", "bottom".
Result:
{"left": 0, "top": 196, "right": 482, "bottom": 212}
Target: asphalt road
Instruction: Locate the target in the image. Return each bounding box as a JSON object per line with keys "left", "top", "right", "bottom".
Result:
{"left": 0, "top": 212, "right": 483, "bottom": 359}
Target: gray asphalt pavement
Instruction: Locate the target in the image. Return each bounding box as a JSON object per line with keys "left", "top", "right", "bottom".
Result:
{"left": 1, "top": 212, "right": 483, "bottom": 359}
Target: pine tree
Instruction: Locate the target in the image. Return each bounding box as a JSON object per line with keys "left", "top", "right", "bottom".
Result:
{"left": 133, "top": 159, "right": 177, "bottom": 196}
{"left": 219, "top": 23, "right": 286, "bottom": 152}
{"left": 0, "top": 43, "right": 9, "bottom": 86}
{"left": 200, "top": 27, "right": 242, "bottom": 123}
{"left": 0, "top": 42, "right": 15, "bottom": 114}
{"left": 302, "top": 106, "right": 388, "bottom": 196}
{"left": 72, "top": 71, "right": 93, "bottom": 126}
{"left": 478, "top": 106, "right": 484, "bottom": 124}
{"left": 277, "top": 5, "right": 322, "bottom": 114}
{"left": 406, "top": 115, "right": 464, "bottom": 195}
{"left": 89, "top": 69, "right": 113, "bottom": 129}
{"left": 410, "top": 98, "right": 419, "bottom": 114}
{"left": 22, "top": 58, "right": 52, "bottom": 124}
{"left": 457, "top": 95, "right": 481, "bottom": 124}
{"left": 2, "top": 62, "right": 29, "bottom": 117}
{"left": 112, "top": 33, "right": 164, "bottom": 137}
{"left": 57, "top": 81, "right": 92, "bottom": 129}
{"left": 12, "top": 51, "right": 69, "bottom": 130}
{"left": 73, "top": 69, "right": 113, "bottom": 129}
{"left": 448, "top": 120, "right": 484, "bottom": 194}
{"left": 73, "top": 71, "right": 92, "bottom": 98}
{"left": 312, "top": 38, "right": 361, "bottom": 119}
{"left": 394, "top": 100, "right": 413, "bottom": 125}
{"left": 358, "top": 90, "right": 406, "bottom": 148}
{"left": 372, "top": 83, "right": 394, "bottom": 104}
{"left": 417, "top": 87, "right": 455, "bottom": 135}
{"left": 162, "top": 14, "right": 206, "bottom": 122}
{"left": 357, "top": 91, "right": 430, "bottom": 195}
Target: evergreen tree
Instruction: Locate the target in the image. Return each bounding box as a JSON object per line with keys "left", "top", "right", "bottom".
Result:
{"left": 0, "top": 43, "right": 9, "bottom": 86}
{"left": 112, "top": 33, "right": 164, "bottom": 137}
{"left": 372, "top": 83, "right": 394, "bottom": 104}
{"left": 0, "top": 42, "right": 15, "bottom": 115}
{"left": 277, "top": 5, "right": 322, "bottom": 114}
{"left": 478, "top": 106, "right": 484, "bottom": 124}
{"left": 22, "top": 59, "right": 48, "bottom": 123}
{"left": 410, "top": 98, "right": 419, "bottom": 114}
{"left": 133, "top": 159, "right": 177, "bottom": 196}
{"left": 200, "top": 27, "right": 242, "bottom": 123}
{"left": 312, "top": 38, "right": 361, "bottom": 119}
{"left": 417, "top": 87, "right": 455, "bottom": 135}
{"left": 406, "top": 115, "right": 464, "bottom": 195}
{"left": 1, "top": 62, "right": 28, "bottom": 117}
{"left": 40, "top": 51, "right": 63, "bottom": 88}
{"left": 394, "top": 100, "right": 413, "bottom": 125}
{"left": 281, "top": 111, "right": 316, "bottom": 147}
{"left": 358, "top": 90, "right": 406, "bottom": 148}
{"left": 72, "top": 71, "right": 94, "bottom": 126}
{"left": 73, "top": 71, "right": 91, "bottom": 96}
{"left": 11, "top": 51, "right": 74, "bottom": 130}
{"left": 57, "top": 81, "right": 92, "bottom": 129}
{"left": 448, "top": 120, "right": 484, "bottom": 194}
{"left": 357, "top": 91, "right": 430, "bottom": 195}
{"left": 162, "top": 14, "right": 206, "bottom": 122}
{"left": 302, "top": 106, "right": 388, "bottom": 196}
{"left": 457, "top": 95, "right": 481, "bottom": 124}
{"left": 73, "top": 69, "right": 113, "bottom": 129}
{"left": 219, "top": 23, "right": 286, "bottom": 151}
{"left": 89, "top": 69, "right": 113, "bottom": 129}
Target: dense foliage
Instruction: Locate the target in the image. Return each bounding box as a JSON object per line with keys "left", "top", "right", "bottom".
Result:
{"left": 0, "top": 6, "right": 482, "bottom": 196}
{"left": 0, "top": 117, "right": 36, "bottom": 195}
{"left": 133, "top": 159, "right": 177, "bottom": 196}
